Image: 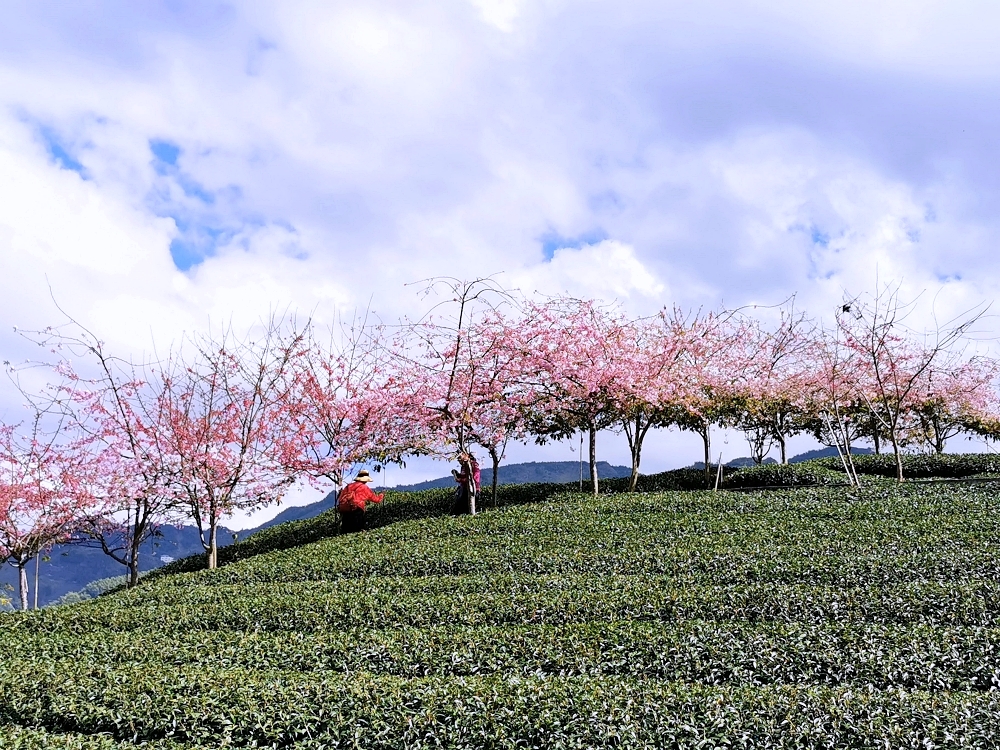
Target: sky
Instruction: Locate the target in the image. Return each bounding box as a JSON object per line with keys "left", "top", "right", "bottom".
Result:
{"left": 2, "top": 1, "right": 1000, "bottom": 526}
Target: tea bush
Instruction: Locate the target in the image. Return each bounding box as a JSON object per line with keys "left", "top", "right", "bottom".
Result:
{"left": 724, "top": 462, "right": 847, "bottom": 488}
{"left": 814, "top": 452, "right": 1000, "bottom": 478}
{"left": 6, "top": 480, "right": 1000, "bottom": 747}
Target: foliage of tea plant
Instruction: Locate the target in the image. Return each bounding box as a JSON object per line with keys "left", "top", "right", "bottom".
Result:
{"left": 4, "top": 480, "right": 1000, "bottom": 747}
{"left": 814, "top": 452, "right": 1000, "bottom": 479}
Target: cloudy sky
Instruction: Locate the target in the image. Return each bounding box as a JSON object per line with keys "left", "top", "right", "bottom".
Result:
{"left": 2, "top": 1, "right": 999, "bottom": 523}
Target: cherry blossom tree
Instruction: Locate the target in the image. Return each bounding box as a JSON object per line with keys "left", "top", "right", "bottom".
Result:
{"left": 801, "top": 321, "right": 872, "bottom": 485}
{"left": 911, "top": 355, "right": 999, "bottom": 453}
{"left": 290, "top": 314, "right": 423, "bottom": 495}
{"left": 611, "top": 309, "right": 695, "bottom": 491}
{"left": 449, "top": 310, "right": 532, "bottom": 505}
{"left": 0, "top": 412, "right": 82, "bottom": 609}
{"left": 728, "top": 305, "right": 815, "bottom": 465}
{"left": 838, "top": 284, "right": 987, "bottom": 481}
{"left": 513, "top": 297, "right": 631, "bottom": 495}
{"left": 158, "top": 317, "right": 307, "bottom": 569}
{"left": 657, "top": 309, "right": 745, "bottom": 488}
{"left": 401, "top": 278, "right": 527, "bottom": 504}
{"left": 15, "top": 320, "right": 179, "bottom": 588}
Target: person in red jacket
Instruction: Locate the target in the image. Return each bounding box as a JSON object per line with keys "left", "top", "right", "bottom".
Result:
{"left": 337, "top": 470, "right": 384, "bottom": 533}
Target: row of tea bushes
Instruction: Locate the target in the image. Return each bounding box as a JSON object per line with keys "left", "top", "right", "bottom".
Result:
{"left": 6, "top": 620, "right": 1000, "bottom": 690}
{"left": 7, "top": 481, "right": 1000, "bottom": 746}
{"left": 145, "top": 481, "right": 573, "bottom": 580}
{"left": 140, "top": 462, "right": 955, "bottom": 585}
{"left": 146, "top": 455, "right": 975, "bottom": 586}
{"left": 137, "top": 483, "right": 1000, "bottom": 586}
{"left": 148, "top": 454, "right": 1000, "bottom": 585}
{"left": 19, "top": 577, "right": 1000, "bottom": 634}
{"left": 1, "top": 668, "right": 1000, "bottom": 748}
{"left": 814, "top": 452, "right": 1000, "bottom": 478}
{"left": 723, "top": 463, "right": 848, "bottom": 488}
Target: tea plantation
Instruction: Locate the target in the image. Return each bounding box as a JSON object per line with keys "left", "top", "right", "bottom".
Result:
{"left": 4, "top": 467, "right": 1000, "bottom": 748}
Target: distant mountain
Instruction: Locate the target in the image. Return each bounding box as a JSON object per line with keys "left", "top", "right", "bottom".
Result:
{"left": 0, "top": 523, "right": 238, "bottom": 610}
{"left": 789, "top": 446, "right": 874, "bottom": 463}
{"left": 249, "top": 491, "right": 340, "bottom": 533}
{"left": 691, "top": 457, "right": 778, "bottom": 469}
{"left": 690, "top": 447, "right": 875, "bottom": 470}
{"left": 392, "top": 460, "right": 633, "bottom": 492}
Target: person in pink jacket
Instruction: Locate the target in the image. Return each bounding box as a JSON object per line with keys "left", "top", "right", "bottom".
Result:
{"left": 450, "top": 451, "right": 480, "bottom": 516}
{"left": 337, "top": 470, "right": 384, "bottom": 533}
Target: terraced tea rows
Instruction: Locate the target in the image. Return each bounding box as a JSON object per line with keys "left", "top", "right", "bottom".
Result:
{"left": 3, "top": 481, "right": 1000, "bottom": 747}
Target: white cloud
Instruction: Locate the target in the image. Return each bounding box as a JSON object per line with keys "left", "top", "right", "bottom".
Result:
{"left": 511, "top": 239, "right": 666, "bottom": 304}
{"left": 0, "top": 119, "right": 179, "bottom": 346}
{"left": 2, "top": 0, "right": 1000, "bottom": 499}
{"left": 469, "top": 0, "right": 525, "bottom": 32}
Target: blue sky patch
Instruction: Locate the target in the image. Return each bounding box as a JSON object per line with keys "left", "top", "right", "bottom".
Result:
{"left": 150, "top": 139, "right": 181, "bottom": 167}
{"left": 539, "top": 229, "right": 608, "bottom": 261}
{"left": 810, "top": 226, "right": 830, "bottom": 247}
{"left": 178, "top": 174, "right": 215, "bottom": 205}
{"left": 169, "top": 239, "right": 201, "bottom": 272}
{"left": 39, "top": 126, "right": 86, "bottom": 176}
{"left": 168, "top": 225, "right": 234, "bottom": 271}
{"left": 147, "top": 137, "right": 233, "bottom": 270}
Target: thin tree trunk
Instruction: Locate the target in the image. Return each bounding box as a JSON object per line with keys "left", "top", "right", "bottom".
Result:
{"left": 589, "top": 424, "right": 598, "bottom": 496}
{"left": 18, "top": 560, "right": 28, "bottom": 611}
{"left": 890, "top": 430, "right": 904, "bottom": 482}
{"left": 208, "top": 519, "right": 218, "bottom": 569}
{"left": 933, "top": 417, "right": 946, "bottom": 454}
{"left": 702, "top": 422, "right": 712, "bottom": 489}
{"left": 128, "top": 539, "right": 140, "bottom": 588}
{"left": 33, "top": 554, "right": 40, "bottom": 610}
{"left": 873, "top": 430, "right": 881, "bottom": 455}
{"left": 777, "top": 434, "right": 787, "bottom": 464}
{"left": 488, "top": 446, "right": 500, "bottom": 508}
{"left": 627, "top": 416, "right": 642, "bottom": 492}
{"left": 629, "top": 444, "right": 641, "bottom": 492}
{"left": 128, "top": 500, "right": 143, "bottom": 588}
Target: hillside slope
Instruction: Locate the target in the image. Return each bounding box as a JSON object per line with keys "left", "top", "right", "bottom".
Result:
{"left": 4, "top": 473, "right": 1000, "bottom": 746}
{"left": 10, "top": 461, "right": 625, "bottom": 607}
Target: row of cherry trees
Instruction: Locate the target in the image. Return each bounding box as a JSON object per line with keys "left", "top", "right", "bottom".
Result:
{"left": 1, "top": 282, "right": 996, "bottom": 607}
{"left": 407, "top": 281, "right": 997, "bottom": 494}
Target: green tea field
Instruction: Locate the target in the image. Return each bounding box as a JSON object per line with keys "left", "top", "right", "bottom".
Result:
{"left": 4, "top": 473, "right": 1000, "bottom": 748}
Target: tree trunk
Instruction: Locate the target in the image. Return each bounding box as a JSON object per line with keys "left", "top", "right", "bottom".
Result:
{"left": 701, "top": 422, "right": 712, "bottom": 489}
{"left": 128, "top": 539, "right": 140, "bottom": 588}
{"left": 488, "top": 446, "right": 500, "bottom": 508}
{"left": 589, "top": 424, "right": 599, "bottom": 496}
{"left": 33, "top": 554, "right": 40, "bottom": 610}
{"left": 18, "top": 560, "right": 28, "bottom": 611}
{"left": 629, "top": 444, "right": 641, "bottom": 492}
{"left": 889, "top": 429, "right": 904, "bottom": 482}
{"left": 128, "top": 499, "right": 144, "bottom": 588}
{"left": 621, "top": 413, "right": 654, "bottom": 493}
{"left": 777, "top": 434, "right": 787, "bottom": 464}
{"left": 933, "top": 417, "right": 946, "bottom": 454}
{"left": 207, "top": 517, "right": 219, "bottom": 570}
{"left": 872, "top": 430, "right": 881, "bottom": 455}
